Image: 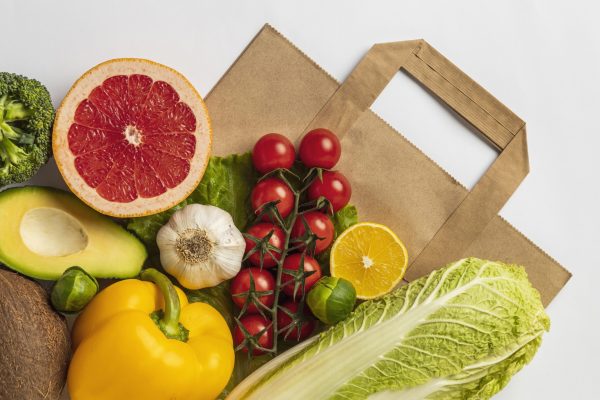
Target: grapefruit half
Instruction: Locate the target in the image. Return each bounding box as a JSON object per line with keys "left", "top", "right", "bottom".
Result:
{"left": 53, "top": 58, "right": 212, "bottom": 218}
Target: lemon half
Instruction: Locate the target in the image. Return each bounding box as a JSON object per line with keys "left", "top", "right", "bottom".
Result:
{"left": 330, "top": 222, "right": 408, "bottom": 299}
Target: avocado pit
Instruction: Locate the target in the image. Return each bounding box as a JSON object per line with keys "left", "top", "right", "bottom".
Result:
{"left": 20, "top": 207, "right": 89, "bottom": 257}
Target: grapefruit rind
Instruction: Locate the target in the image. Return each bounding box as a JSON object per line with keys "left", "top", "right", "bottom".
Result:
{"left": 53, "top": 58, "right": 212, "bottom": 218}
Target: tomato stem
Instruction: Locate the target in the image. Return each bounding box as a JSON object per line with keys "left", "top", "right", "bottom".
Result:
{"left": 270, "top": 188, "right": 301, "bottom": 352}
{"left": 269, "top": 165, "right": 317, "bottom": 352}
{"left": 242, "top": 167, "right": 319, "bottom": 355}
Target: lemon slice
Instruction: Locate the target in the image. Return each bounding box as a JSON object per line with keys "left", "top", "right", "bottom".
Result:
{"left": 330, "top": 222, "right": 408, "bottom": 299}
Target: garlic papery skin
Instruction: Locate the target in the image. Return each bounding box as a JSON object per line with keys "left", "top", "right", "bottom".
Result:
{"left": 156, "top": 204, "right": 245, "bottom": 289}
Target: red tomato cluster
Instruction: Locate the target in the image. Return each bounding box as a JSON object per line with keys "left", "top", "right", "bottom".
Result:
{"left": 232, "top": 129, "right": 352, "bottom": 355}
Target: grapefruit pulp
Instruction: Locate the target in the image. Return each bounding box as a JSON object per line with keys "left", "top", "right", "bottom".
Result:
{"left": 53, "top": 59, "right": 212, "bottom": 217}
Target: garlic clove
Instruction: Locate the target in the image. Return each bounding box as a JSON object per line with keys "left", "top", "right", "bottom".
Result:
{"left": 195, "top": 205, "right": 231, "bottom": 233}
{"left": 159, "top": 244, "right": 183, "bottom": 273}
{"left": 211, "top": 245, "right": 245, "bottom": 278}
{"left": 177, "top": 260, "right": 222, "bottom": 289}
{"left": 171, "top": 205, "right": 201, "bottom": 232}
{"left": 156, "top": 224, "right": 180, "bottom": 246}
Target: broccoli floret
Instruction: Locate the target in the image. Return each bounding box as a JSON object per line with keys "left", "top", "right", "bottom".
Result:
{"left": 0, "top": 73, "right": 54, "bottom": 187}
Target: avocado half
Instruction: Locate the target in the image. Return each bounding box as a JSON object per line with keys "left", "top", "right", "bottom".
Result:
{"left": 0, "top": 186, "right": 147, "bottom": 280}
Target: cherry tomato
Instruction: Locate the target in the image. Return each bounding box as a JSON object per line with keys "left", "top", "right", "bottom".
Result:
{"left": 299, "top": 128, "right": 341, "bottom": 169}
{"left": 307, "top": 171, "right": 352, "bottom": 212}
{"left": 251, "top": 177, "right": 294, "bottom": 221}
{"left": 252, "top": 133, "right": 296, "bottom": 173}
{"left": 231, "top": 268, "right": 275, "bottom": 313}
{"left": 281, "top": 253, "right": 322, "bottom": 299}
{"left": 277, "top": 300, "right": 316, "bottom": 341}
{"left": 233, "top": 314, "right": 273, "bottom": 355}
{"left": 244, "top": 223, "right": 285, "bottom": 268}
{"left": 291, "top": 211, "right": 334, "bottom": 254}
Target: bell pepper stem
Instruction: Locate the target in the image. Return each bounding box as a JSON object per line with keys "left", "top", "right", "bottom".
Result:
{"left": 140, "top": 268, "right": 189, "bottom": 342}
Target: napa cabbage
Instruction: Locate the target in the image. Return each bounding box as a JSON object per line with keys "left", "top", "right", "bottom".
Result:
{"left": 228, "top": 258, "right": 549, "bottom": 400}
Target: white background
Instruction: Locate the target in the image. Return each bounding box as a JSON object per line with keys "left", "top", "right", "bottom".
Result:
{"left": 4, "top": 0, "right": 600, "bottom": 398}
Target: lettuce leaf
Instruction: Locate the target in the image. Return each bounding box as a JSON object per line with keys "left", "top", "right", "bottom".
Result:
{"left": 331, "top": 204, "right": 358, "bottom": 235}
{"left": 228, "top": 258, "right": 550, "bottom": 400}
{"left": 127, "top": 153, "right": 258, "bottom": 252}
{"left": 194, "top": 153, "right": 259, "bottom": 230}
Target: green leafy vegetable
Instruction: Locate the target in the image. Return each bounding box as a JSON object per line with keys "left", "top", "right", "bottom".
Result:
{"left": 0, "top": 73, "right": 54, "bottom": 187}
{"left": 331, "top": 204, "right": 358, "bottom": 234}
{"left": 128, "top": 153, "right": 258, "bottom": 251}
{"left": 195, "top": 153, "right": 259, "bottom": 230}
{"left": 227, "top": 258, "right": 550, "bottom": 400}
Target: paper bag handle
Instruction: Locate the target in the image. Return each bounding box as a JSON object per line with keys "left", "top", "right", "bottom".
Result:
{"left": 302, "top": 40, "right": 529, "bottom": 279}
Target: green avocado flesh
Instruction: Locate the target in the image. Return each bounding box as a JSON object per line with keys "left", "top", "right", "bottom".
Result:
{"left": 0, "top": 186, "right": 147, "bottom": 280}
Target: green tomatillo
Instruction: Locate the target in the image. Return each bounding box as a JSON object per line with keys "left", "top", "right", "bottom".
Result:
{"left": 307, "top": 276, "right": 356, "bottom": 325}
{"left": 51, "top": 266, "right": 99, "bottom": 313}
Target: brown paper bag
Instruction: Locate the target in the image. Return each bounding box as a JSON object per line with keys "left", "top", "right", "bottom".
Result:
{"left": 205, "top": 24, "right": 570, "bottom": 306}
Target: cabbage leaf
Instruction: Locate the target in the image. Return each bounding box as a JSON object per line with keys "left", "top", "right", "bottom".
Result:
{"left": 228, "top": 258, "right": 550, "bottom": 400}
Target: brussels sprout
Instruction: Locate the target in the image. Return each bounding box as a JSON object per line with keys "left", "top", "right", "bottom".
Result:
{"left": 51, "top": 266, "right": 98, "bottom": 313}
{"left": 307, "top": 276, "right": 356, "bottom": 325}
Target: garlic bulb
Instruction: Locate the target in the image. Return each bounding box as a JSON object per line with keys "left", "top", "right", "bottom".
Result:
{"left": 156, "top": 204, "right": 245, "bottom": 289}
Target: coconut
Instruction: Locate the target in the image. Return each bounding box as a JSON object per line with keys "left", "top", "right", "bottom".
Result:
{"left": 0, "top": 268, "right": 70, "bottom": 399}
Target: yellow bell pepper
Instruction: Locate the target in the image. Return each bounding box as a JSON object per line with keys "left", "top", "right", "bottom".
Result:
{"left": 68, "top": 268, "right": 234, "bottom": 400}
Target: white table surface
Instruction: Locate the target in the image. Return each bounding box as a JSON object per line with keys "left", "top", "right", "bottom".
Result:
{"left": 5, "top": 0, "right": 599, "bottom": 398}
